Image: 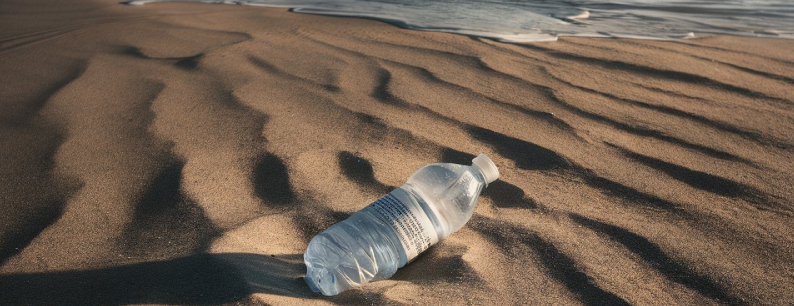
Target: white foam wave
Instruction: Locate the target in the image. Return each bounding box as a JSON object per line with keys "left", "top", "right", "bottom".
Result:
{"left": 125, "top": 0, "right": 794, "bottom": 43}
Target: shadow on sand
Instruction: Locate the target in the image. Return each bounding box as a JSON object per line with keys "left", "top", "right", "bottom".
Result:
{"left": 0, "top": 253, "right": 314, "bottom": 306}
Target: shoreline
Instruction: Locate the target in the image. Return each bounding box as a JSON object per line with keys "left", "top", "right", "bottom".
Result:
{"left": 1, "top": 0, "right": 793, "bottom": 305}
{"left": 123, "top": 0, "right": 794, "bottom": 43}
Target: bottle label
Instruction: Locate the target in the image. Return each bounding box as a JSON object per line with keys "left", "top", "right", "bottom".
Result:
{"left": 364, "top": 191, "right": 439, "bottom": 261}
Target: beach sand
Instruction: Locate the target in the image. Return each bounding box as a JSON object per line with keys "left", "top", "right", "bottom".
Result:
{"left": 1, "top": 0, "right": 793, "bottom": 305}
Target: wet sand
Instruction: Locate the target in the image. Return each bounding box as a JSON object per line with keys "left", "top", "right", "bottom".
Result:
{"left": 1, "top": 0, "right": 793, "bottom": 305}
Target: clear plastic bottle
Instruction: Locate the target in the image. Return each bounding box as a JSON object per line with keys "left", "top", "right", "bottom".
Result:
{"left": 304, "top": 154, "right": 499, "bottom": 295}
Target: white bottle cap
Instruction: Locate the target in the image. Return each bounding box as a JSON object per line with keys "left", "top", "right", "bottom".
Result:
{"left": 472, "top": 154, "right": 499, "bottom": 185}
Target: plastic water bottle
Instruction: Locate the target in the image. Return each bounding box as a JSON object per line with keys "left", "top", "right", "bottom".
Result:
{"left": 304, "top": 154, "right": 499, "bottom": 295}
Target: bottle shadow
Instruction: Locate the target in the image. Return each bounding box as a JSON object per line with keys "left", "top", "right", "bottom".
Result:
{"left": 0, "top": 253, "right": 314, "bottom": 306}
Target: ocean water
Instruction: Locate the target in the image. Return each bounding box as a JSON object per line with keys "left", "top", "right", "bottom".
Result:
{"left": 128, "top": 0, "right": 794, "bottom": 42}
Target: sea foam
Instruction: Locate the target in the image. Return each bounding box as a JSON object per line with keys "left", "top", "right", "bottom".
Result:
{"left": 126, "top": 0, "right": 794, "bottom": 42}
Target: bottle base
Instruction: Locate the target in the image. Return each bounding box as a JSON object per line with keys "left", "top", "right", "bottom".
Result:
{"left": 304, "top": 265, "right": 340, "bottom": 296}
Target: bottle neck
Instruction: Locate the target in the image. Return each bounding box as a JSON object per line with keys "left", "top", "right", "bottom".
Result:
{"left": 470, "top": 164, "right": 490, "bottom": 187}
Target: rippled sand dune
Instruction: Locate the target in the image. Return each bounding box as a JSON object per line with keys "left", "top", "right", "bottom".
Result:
{"left": 1, "top": 0, "right": 793, "bottom": 305}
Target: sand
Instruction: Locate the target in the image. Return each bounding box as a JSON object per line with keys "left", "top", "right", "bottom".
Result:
{"left": 1, "top": 0, "right": 793, "bottom": 305}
